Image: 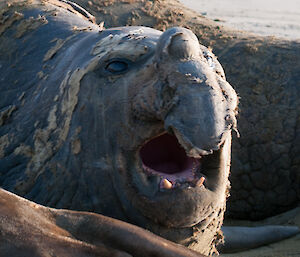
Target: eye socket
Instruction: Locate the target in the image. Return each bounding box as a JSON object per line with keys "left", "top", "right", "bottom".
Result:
{"left": 105, "top": 60, "right": 128, "bottom": 73}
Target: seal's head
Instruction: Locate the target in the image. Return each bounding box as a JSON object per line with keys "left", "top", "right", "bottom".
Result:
{"left": 2, "top": 16, "right": 237, "bottom": 254}
{"left": 69, "top": 26, "right": 238, "bottom": 253}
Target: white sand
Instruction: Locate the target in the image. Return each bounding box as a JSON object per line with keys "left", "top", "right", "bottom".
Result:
{"left": 180, "top": 0, "right": 300, "bottom": 40}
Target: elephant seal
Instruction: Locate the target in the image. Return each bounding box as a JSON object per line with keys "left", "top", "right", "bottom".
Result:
{"left": 1, "top": 0, "right": 298, "bottom": 256}
{"left": 72, "top": 0, "right": 300, "bottom": 221}
{"left": 0, "top": 0, "right": 238, "bottom": 256}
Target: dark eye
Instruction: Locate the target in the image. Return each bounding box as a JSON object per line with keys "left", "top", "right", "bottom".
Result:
{"left": 105, "top": 60, "right": 128, "bottom": 73}
{"left": 204, "top": 52, "right": 215, "bottom": 68}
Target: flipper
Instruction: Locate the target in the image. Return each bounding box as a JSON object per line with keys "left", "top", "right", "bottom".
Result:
{"left": 220, "top": 225, "right": 300, "bottom": 253}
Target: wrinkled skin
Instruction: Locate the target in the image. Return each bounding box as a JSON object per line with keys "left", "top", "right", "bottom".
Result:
{"left": 72, "top": 0, "right": 300, "bottom": 221}
{"left": 0, "top": 0, "right": 238, "bottom": 256}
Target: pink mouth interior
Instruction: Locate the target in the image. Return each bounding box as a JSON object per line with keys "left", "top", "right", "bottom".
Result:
{"left": 139, "top": 133, "right": 200, "bottom": 176}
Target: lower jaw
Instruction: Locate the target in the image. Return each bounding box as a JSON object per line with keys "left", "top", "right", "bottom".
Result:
{"left": 111, "top": 166, "right": 228, "bottom": 256}
{"left": 141, "top": 202, "right": 226, "bottom": 256}
{"left": 112, "top": 136, "right": 232, "bottom": 255}
{"left": 134, "top": 143, "right": 231, "bottom": 223}
{"left": 137, "top": 136, "right": 231, "bottom": 255}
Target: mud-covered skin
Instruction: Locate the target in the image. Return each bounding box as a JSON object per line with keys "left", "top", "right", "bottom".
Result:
{"left": 72, "top": 0, "right": 300, "bottom": 221}
{"left": 0, "top": 1, "right": 238, "bottom": 256}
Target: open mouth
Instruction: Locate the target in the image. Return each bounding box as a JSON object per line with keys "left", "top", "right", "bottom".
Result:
{"left": 139, "top": 133, "right": 206, "bottom": 190}
{"left": 131, "top": 132, "right": 229, "bottom": 227}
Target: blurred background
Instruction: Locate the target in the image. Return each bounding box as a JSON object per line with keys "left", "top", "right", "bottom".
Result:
{"left": 180, "top": 0, "right": 300, "bottom": 40}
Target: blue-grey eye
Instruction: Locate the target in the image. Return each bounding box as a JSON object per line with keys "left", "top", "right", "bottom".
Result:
{"left": 105, "top": 61, "right": 128, "bottom": 73}
{"left": 204, "top": 53, "right": 215, "bottom": 69}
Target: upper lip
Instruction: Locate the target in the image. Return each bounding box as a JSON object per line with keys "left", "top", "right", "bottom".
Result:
{"left": 172, "top": 128, "right": 217, "bottom": 157}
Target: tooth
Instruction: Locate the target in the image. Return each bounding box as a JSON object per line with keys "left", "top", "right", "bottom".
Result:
{"left": 161, "top": 178, "right": 172, "bottom": 189}
{"left": 196, "top": 177, "right": 205, "bottom": 187}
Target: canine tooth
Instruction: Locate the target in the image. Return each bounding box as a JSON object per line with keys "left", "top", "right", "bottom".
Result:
{"left": 162, "top": 178, "right": 172, "bottom": 189}
{"left": 196, "top": 177, "right": 205, "bottom": 187}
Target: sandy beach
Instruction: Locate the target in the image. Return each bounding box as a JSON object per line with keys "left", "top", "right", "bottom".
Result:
{"left": 180, "top": 0, "right": 300, "bottom": 40}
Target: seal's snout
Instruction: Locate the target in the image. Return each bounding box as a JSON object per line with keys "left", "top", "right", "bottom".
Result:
{"left": 133, "top": 27, "right": 238, "bottom": 156}
{"left": 155, "top": 27, "right": 200, "bottom": 61}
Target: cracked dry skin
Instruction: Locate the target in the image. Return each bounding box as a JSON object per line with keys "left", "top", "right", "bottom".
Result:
{"left": 72, "top": 0, "right": 300, "bottom": 221}
{"left": 0, "top": 0, "right": 238, "bottom": 255}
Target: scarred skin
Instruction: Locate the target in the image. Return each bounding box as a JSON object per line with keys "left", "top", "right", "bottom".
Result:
{"left": 0, "top": 0, "right": 238, "bottom": 256}
{"left": 72, "top": 0, "right": 300, "bottom": 221}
